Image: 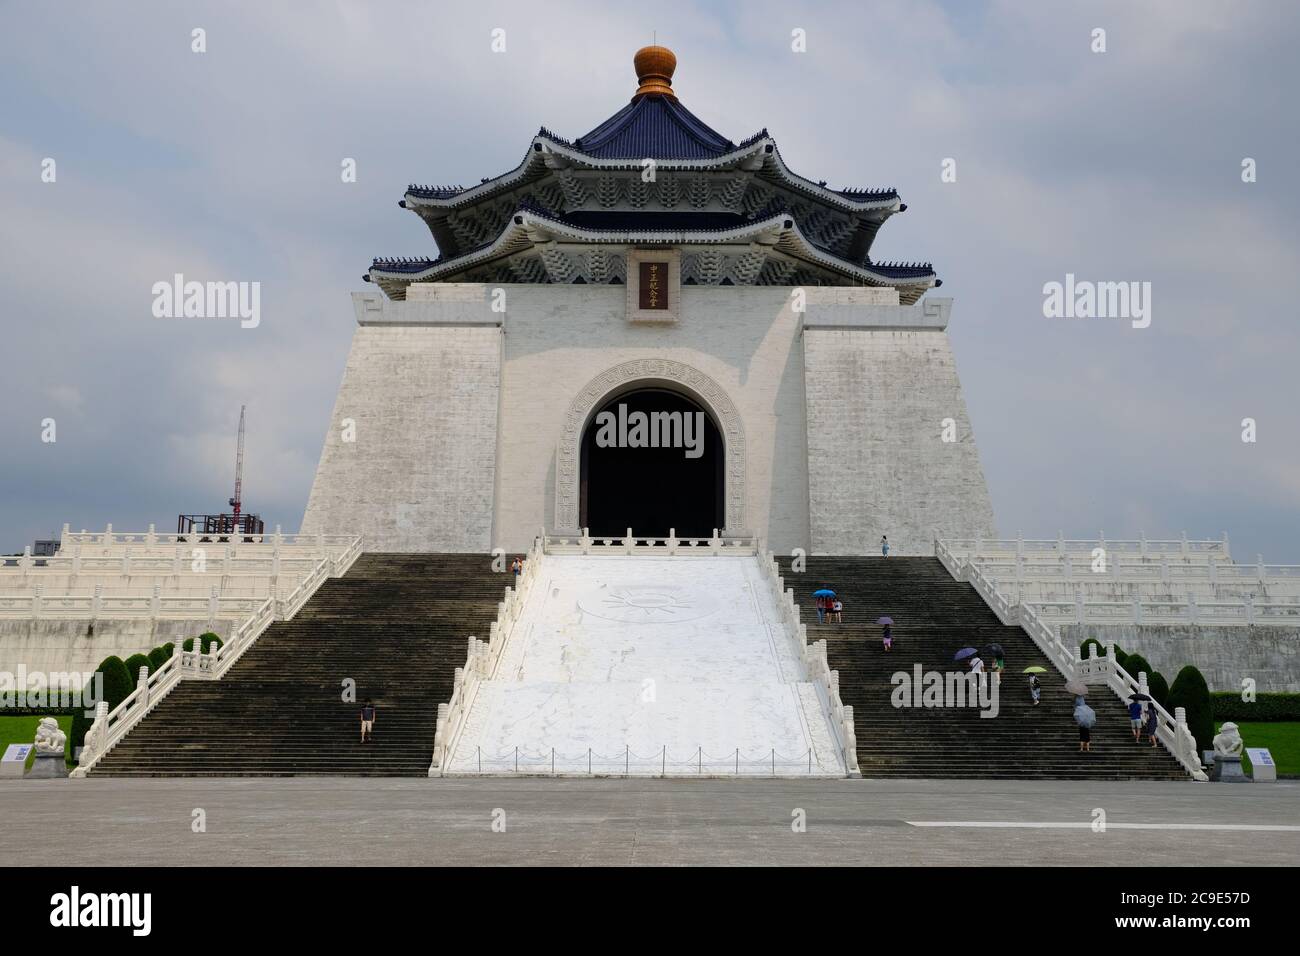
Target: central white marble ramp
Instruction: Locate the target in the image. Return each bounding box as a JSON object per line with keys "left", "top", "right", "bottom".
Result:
{"left": 445, "top": 554, "right": 846, "bottom": 775}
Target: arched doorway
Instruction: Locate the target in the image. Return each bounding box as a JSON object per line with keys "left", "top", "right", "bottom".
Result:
{"left": 580, "top": 388, "right": 724, "bottom": 538}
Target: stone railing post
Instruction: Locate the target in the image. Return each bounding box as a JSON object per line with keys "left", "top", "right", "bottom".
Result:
{"left": 121, "top": 548, "right": 132, "bottom": 576}
{"left": 32, "top": 584, "right": 43, "bottom": 619}
{"left": 1246, "top": 594, "right": 1256, "bottom": 626}
{"left": 138, "top": 666, "right": 151, "bottom": 707}
{"left": 208, "top": 586, "right": 219, "bottom": 629}
{"left": 1074, "top": 585, "right": 1084, "bottom": 624}
{"left": 101, "top": 523, "right": 113, "bottom": 546}
{"left": 151, "top": 584, "right": 161, "bottom": 619}
{"left": 146, "top": 523, "right": 157, "bottom": 547}
{"left": 92, "top": 584, "right": 103, "bottom": 618}
{"left": 1180, "top": 531, "right": 1189, "bottom": 557}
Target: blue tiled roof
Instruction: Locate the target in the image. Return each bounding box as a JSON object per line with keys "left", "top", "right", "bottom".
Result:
{"left": 570, "top": 95, "right": 742, "bottom": 160}
{"left": 865, "top": 261, "right": 935, "bottom": 279}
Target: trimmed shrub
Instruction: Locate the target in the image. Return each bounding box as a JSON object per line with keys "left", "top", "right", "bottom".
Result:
{"left": 1123, "top": 654, "right": 1154, "bottom": 681}
{"left": 1168, "top": 665, "right": 1214, "bottom": 752}
{"left": 97, "top": 656, "right": 134, "bottom": 711}
{"left": 182, "top": 633, "right": 224, "bottom": 654}
{"left": 71, "top": 656, "right": 133, "bottom": 755}
{"left": 123, "top": 653, "right": 152, "bottom": 687}
{"left": 1211, "top": 692, "right": 1300, "bottom": 722}
{"left": 1147, "top": 671, "right": 1170, "bottom": 711}
{"left": 147, "top": 646, "right": 170, "bottom": 674}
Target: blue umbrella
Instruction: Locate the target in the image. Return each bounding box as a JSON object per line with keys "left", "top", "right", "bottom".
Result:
{"left": 953, "top": 647, "right": 978, "bottom": 661}
{"left": 877, "top": 616, "right": 894, "bottom": 625}
{"left": 813, "top": 589, "right": 836, "bottom": 598}
{"left": 1074, "top": 703, "right": 1097, "bottom": 728}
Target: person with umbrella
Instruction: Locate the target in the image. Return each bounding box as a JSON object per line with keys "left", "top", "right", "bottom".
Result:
{"left": 954, "top": 648, "right": 982, "bottom": 692}
{"left": 1023, "top": 665, "right": 1046, "bottom": 706}
{"left": 1141, "top": 697, "right": 1159, "bottom": 747}
{"left": 984, "top": 642, "right": 1006, "bottom": 685}
{"left": 878, "top": 616, "right": 894, "bottom": 652}
{"left": 813, "top": 588, "right": 835, "bottom": 624}
{"left": 1075, "top": 700, "right": 1097, "bottom": 753}
{"left": 1063, "top": 678, "right": 1088, "bottom": 709}
{"left": 1127, "top": 694, "right": 1149, "bottom": 742}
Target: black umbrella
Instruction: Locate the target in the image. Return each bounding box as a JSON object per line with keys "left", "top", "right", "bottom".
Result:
{"left": 983, "top": 643, "right": 1005, "bottom": 659}
{"left": 1129, "top": 692, "right": 1152, "bottom": 701}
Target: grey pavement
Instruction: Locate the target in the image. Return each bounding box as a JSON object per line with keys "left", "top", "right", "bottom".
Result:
{"left": 4, "top": 777, "right": 1298, "bottom": 866}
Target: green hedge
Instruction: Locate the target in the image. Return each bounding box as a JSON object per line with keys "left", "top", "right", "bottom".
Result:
{"left": 1211, "top": 692, "right": 1300, "bottom": 722}
{"left": 1147, "top": 671, "right": 1170, "bottom": 711}
{"left": 123, "top": 653, "right": 152, "bottom": 686}
{"left": 71, "top": 655, "right": 134, "bottom": 754}
{"left": 1168, "top": 665, "right": 1214, "bottom": 752}
{"left": 149, "top": 643, "right": 175, "bottom": 672}
{"left": 1123, "top": 654, "right": 1153, "bottom": 680}
{"left": 182, "top": 633, "right": 223, "bottom": 654}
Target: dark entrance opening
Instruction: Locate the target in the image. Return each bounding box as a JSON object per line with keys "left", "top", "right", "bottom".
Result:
{"left": 580, "top": 388, "right": 724, "bottom": 539}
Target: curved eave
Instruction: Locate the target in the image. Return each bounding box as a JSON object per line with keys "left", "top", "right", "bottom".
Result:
{"left": 760, "top": 142, "right": 901, "bottom": 214}
{"left": 402, "top": 133, "right": 903, "bottom": 217}
{"left": 369, "top": 207, "right": 937, "bottom": 295}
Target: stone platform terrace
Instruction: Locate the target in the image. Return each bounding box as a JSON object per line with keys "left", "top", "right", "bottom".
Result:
{"left": 5, "top": 777, "right": 1297, "bottom": 866}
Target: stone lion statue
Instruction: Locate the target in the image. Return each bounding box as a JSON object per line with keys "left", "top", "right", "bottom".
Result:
{"left": 33, "top": 717, "right": 67, "bottom": 755}
{"left": 1212, "top": 721, "right": 1243, "bottom": 758}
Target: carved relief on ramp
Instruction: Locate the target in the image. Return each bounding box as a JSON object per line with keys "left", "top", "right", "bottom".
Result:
{"left": 554, "top": 359, "right": 747, "bottom": 534}
{"left": 578, "top": 584, "right": 719, "bottom": 624}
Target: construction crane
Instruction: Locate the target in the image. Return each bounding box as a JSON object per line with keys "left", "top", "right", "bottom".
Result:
{"left": 176, "top": 405, "right": 263, "bottom": 538}
{"left": 228, "top": 405, "right": 246, "bottom": 527}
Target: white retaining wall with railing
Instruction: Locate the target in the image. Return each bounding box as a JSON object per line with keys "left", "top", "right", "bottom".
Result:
{"left": 69, "top": 536, "right": 363, "bottom": 777}
{"left": 935, "top": 538, "right": 1208, "bottom": 781}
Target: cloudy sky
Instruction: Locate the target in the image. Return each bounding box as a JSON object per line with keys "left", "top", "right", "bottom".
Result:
{"left": 2, "top": 0, "right": 1297, "bottom": 560}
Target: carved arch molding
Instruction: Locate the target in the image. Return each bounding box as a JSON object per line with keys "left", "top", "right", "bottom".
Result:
{"left": 554, "top": 359, "right": 747, "bottom": 535}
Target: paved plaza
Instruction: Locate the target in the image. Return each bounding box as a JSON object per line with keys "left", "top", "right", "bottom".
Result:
{"left": 6, "top": 777, "right": 1297, "bottom": 866}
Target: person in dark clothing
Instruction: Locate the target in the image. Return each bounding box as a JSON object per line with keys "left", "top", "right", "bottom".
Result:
{"left": 1143, "top": 705, "right": 1159, "bottom": 748}
{"left": 360, "top": 699, "right": 376, "bottom": 743}
{"left": 1128, "top": 699, "right": 1144, "bottom": 741}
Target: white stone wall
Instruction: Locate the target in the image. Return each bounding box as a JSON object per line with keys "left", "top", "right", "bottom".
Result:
{"left": 301, "top": 323, "right": 501, "bottom": 552}
{"left": 494, "top": 285, "right": 811, "bottom": 553}
{"left": 303, "top": 285, "right": 997, "bottom": 556}
{"left": 1060, "top": 623, "right": 1300, "bottom": 692}
{"left": 0, "top": 618, "right": 236, "bottom": 682}
{"left": 803, "top": 327, "right": 997, "bottom": 555}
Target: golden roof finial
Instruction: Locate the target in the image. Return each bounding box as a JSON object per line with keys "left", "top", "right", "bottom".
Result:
{"left": 633, "top": 44, "right": 677, "bottom": 100}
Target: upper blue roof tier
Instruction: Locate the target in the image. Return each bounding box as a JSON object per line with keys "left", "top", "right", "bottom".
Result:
{"left": 570, "top": 94, "right": 738, "bottom": 160}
